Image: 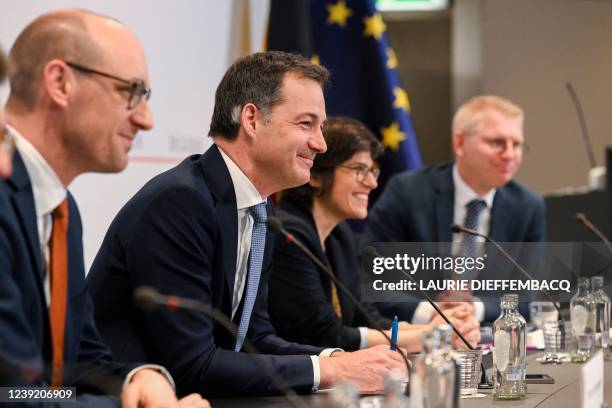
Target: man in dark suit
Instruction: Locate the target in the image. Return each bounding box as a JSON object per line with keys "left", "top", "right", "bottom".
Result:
{"left": 88, "top": 51, "right": 407, "bottom": 398}
{"left": 365, "top": 95, "right": 546, "bottom": 323}
{"left": 0, "top": 9, "right": 207, "bottom": 407}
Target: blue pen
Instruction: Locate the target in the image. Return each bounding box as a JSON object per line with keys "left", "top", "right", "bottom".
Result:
{"left": 390, "top": 316, "right": 399, "bottom": 351}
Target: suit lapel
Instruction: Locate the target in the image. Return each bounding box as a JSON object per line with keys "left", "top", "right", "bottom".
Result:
{"left": 433, "top": 165, "right": 454, "bottom": 242}
{"left": 490, "top": 188, "right": 511, "bottom": 241}
{"left": 8, "top": 152, "right": 44, "bottom": 285}
{"left": 198, "top": 145, "right": 238, "bottom": 295}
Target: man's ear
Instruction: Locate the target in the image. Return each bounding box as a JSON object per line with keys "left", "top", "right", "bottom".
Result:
{"left": 42, "top": 59, "right": 72, "bottom": 108}
{"left": 240, "top": 103, "right": 260, "bottom": 140}
{"left": 453, "top": 131, "right": 465, "bottom": 158}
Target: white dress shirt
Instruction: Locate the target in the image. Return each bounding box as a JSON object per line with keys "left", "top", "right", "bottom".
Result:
{"left": 411, "top": 165, "right": 496, "bottom": 324}
{"left": 10, "top": 125, "right": 174, "bottom": 390}
{"left": 218, "top": 147, "right": 339, "bottom": 391}
{"left": 10, "top": 126, "right": 65, "bottom": 307}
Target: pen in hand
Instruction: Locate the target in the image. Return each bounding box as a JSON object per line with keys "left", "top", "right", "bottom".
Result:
{"left": 390, "top": 316, "right": 398, "bottom": 351}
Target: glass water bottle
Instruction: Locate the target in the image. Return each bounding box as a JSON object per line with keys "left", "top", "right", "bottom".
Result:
{"left": 437, "top": 325, "right": 460, "bottom": 408}
{"left": 591, "top": 276, "right": 610, "bottom": 358}
{"left": 410, "top": 329, "right": 455, "bottom": 408}
{"left": 493, "top": 294, "right": 526, "bottom": 400}
{"left": 570, "top": 277, "right": 596, "bottom": 362}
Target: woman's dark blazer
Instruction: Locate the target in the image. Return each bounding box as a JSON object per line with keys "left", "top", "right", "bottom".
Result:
{"left": 268, "top": 197, "right": 392, "bottom": 351}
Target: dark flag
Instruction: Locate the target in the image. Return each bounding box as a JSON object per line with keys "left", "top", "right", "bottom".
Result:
{"left": 267, "top": 0, "right": 422, "bottom": 204}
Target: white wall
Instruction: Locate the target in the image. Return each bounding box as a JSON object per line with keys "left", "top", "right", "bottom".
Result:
{"left": 0, "top": 0, "right": 269, "bottom": 268}
{"left": 453, "top": 0, "right": 612, "bottom": 194}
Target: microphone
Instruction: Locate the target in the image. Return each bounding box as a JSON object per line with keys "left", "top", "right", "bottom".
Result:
{"left": 566, "top": 82, "right": 596, "bottom": 169}
{"left": 575, "top": 212, "right": 612, "bottom": 252}
{"left": 133, "top": 286, "right": 307, "bottom": 408}
{"left": 362, "top": 245, "right": 490, "bottom": 387}
{"left": 266, "top": 217, "right": 412, "bottom": 385}
{"left": 450, "top": 224, "right": 562, "bottom": 317}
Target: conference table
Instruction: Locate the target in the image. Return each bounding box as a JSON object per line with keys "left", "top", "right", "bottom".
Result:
{"left": 209, "top": 351, "right": 611, "bottom": 407}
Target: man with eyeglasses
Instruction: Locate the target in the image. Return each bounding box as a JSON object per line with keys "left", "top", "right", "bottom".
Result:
{"left": 364, "top": 95, "right": 545, "bottom": 324}
{"left": 0, "top": 9, "right": 208, "bottom": 407}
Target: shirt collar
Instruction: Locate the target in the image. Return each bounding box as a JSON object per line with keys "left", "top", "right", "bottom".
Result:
{"left": 218, "top": 146, "right": 265, "bottom": 211}
{"left": 452, "top": 164, "right": 495, "bottom": 209}
{"left": 9, "top": 125, "right": 66, "bottom": 217}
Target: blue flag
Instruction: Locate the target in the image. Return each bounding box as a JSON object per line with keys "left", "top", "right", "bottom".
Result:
{"left": 268, "top": 0, "right": 422, "bottom": 201}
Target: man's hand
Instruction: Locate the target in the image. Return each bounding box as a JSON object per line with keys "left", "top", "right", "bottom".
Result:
{"left": 452, "top": 315, "right": 481, "bottom": 349}
{"left": 122, "top": 368, "right": 209, "bottom": 408}
{"left": 319, "top": 345, "right": 409, "bottom": 394}
{"left": 431, "top": 314, "right": 481, "bottom": 350}
{"left": 435, "top": 289, "right": 475, "bottom": 316}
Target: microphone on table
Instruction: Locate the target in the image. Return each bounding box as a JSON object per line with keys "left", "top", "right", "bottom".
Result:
{"left": 266, "top": 217, "right": 412, "bottom": 391}
{"left": 133, "top": 286, "right": 307, "bottom": 408}
{"left": 575, "top": 212, "right": 612, "bottom": 253}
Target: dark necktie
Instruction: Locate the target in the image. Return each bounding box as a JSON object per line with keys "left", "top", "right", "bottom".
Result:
{"left": 457, "top": 198, "right": 487, "bottom": 263}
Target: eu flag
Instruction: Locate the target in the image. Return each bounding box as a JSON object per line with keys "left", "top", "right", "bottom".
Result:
{"left": 268, "top": 0, "right": 422, "bottom": 202}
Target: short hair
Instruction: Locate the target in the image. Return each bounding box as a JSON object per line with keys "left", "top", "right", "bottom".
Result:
{"left": 0, "top": 47, "right": 7, "bottom": 83}
{"left": 208, "top": 51, "right": 329, "bottom": 140}
{"left": 8, "top": 10, "right": 108, "bottom": 109}
{"left": 282, "top": 117, "right": 383, "bottom": 207}
{"left": 452, "top": 95, "right": 524, "bottom": 136}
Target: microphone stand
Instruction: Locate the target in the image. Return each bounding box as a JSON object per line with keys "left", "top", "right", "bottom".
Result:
{"left": 362, "top": 246, "right": 492, "bottom": 388}
{"left": 134, "top": 287, "right": 308, "bottom": 408}
{"left": 450, "top": 224, "right": 562, "bottom": 317}
{"left": 267, "top": 217, "right": 413, "bottom": 395}
{"left": 575, "top": 212, "right": 612, "bottom": 253}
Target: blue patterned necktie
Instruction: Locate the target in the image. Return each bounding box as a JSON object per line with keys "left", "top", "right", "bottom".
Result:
{"left": 234, "top": 202, "right": 267, "bottom": 351}
{"left": 457, "top": 199, "right": 487, "bottom": 263}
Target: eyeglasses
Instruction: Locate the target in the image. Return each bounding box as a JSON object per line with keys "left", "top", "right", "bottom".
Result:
{"left": 338, "top": 164, "right": 380, "bottom": 183}
{"left": 65, "top": 61, "right": 151, "bottom": 109}
{"left": 483, "top": 138, "right": 528, "bottom": 154}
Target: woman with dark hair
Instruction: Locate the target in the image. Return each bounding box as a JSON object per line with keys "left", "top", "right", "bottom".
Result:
{"left": 268, "top": 117, "right": 480, "bottom": 352}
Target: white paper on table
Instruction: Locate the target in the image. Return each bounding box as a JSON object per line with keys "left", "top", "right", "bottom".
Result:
{"left": 580, "top": 349, "right": 603, "bottom": 408}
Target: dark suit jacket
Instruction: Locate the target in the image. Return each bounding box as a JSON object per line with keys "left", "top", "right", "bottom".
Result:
{"left": 363, "top": 163, "right": 546, "bottom": 322}
{"left": 0, "top": 151, "right": 127, "bottom": 407}
{"left": 88, "top": 145, "right": 324, "bottom": 398}
{"left": 269, "top": 198, "right": 392, "bottom": 351}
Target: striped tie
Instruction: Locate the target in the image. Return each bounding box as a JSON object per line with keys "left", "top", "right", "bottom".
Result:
{"left": 457, "top": 199, "right": 487, "bottom": 269}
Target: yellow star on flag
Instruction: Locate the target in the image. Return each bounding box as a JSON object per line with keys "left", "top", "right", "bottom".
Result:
{"left": 363, "top": 13, "right": 386, "bottom": 40}
{"left": 327, "top": 0, "right": 353, "bottom": 27}
{"left": 381, "top": 122, "right": 405, "bottom": 152}
{"left": 393, "top": 87, "right": 410, "bottom": 111}
{"left": 386, "top": 48, "right": 398, "bottom": 69}
{"left": 311, "top": 54, "right": 320, "bottom": 65}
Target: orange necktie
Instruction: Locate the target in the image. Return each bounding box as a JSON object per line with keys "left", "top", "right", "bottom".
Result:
{"left": 331, "top": 282, "right": 342, "bottom": 318}
{"left": 49, "top": 199, "right": 68, "bottom": 388}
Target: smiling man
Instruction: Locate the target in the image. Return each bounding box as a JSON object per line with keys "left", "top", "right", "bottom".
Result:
{"left": 0, "top": 8, "right": 208, "bottom": 408}
{"left": 88, "top": 51, "right": 408, "bottom": 398}
{"left": 364, "top": 95, "right": 545, "bottom": 323}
